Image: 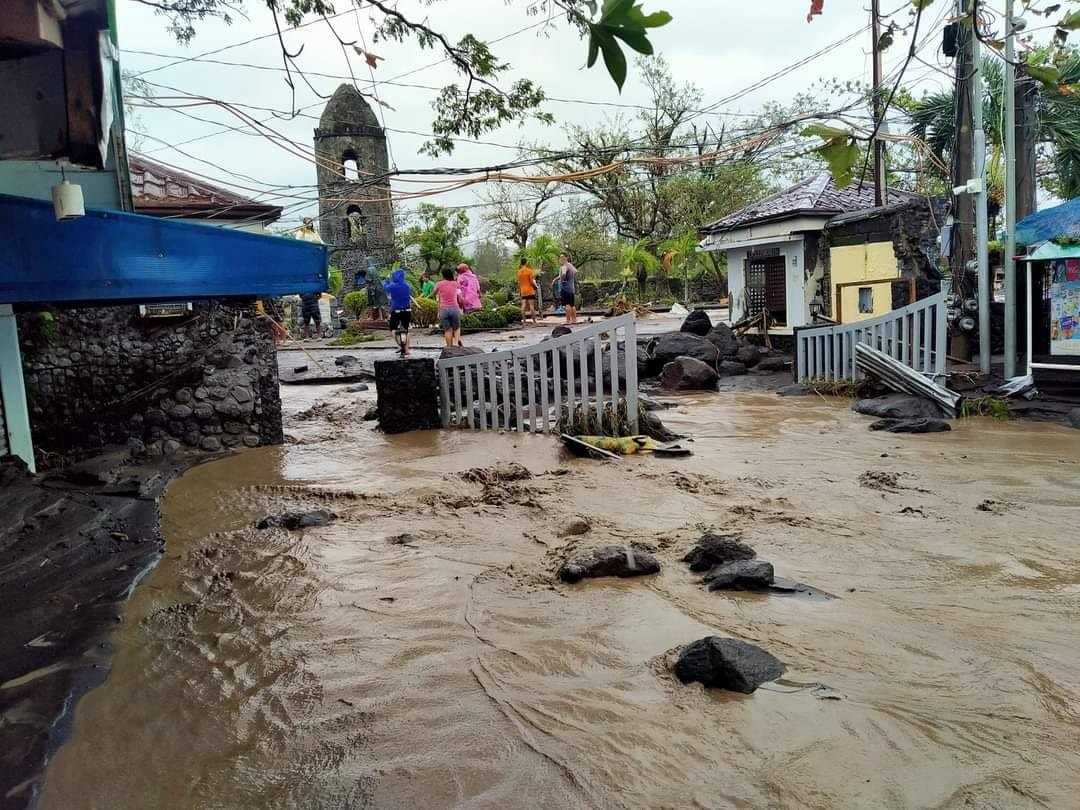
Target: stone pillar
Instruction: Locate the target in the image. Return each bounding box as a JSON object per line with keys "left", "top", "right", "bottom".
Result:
{"left": 374, "top": 358, "right": 440, "bottom": 434}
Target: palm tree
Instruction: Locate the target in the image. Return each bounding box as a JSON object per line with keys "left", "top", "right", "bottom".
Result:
{"left": 619, "top": 239, "right": 660, "bottom": 302}
{"left": 660, "top": 230, "right": 705, "bottom": 304}
{"left": 907, "top": 51, "right": 1080, "bottom": 200}
{"left": 522, "top": 234, "right": 560, "bottom": 309}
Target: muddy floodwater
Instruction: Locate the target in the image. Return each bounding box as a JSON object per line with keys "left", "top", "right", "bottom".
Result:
{"left": 37, "top": 384, "right": 1080, "bottom": 809}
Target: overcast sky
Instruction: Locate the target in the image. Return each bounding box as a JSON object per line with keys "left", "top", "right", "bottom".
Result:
{"left": 118, "top": 0, "right": 963, "bottom": 244}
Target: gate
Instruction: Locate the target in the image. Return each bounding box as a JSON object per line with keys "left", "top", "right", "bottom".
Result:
{"left": 795, "top": 290, "right": 948, "bottom": 383}
{"left": 437, "top": 313, "right": 639, "bottom": 435}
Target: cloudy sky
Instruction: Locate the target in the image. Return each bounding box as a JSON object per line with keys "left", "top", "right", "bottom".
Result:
{"left": 118, "top": 0, "right": 960, "bottom": 243}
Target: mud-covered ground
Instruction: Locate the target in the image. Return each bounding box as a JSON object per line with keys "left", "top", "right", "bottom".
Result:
{"left": 33, "top": 368, "right": 1080, "bottom": 808}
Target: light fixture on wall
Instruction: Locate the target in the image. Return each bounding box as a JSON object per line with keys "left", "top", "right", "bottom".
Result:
{"left": 52, "top": 164, "right": 85, "bottom": 221}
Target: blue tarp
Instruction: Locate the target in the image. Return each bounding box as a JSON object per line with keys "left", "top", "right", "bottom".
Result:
{"left": 0, "top": 194, "right": 327, "bottom": 304}
{"left": 1015, "top": 196, "right": 1080, "bottom": 247}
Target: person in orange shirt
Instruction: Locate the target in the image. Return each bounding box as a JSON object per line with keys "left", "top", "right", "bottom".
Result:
{"left": 517, "top": 256, "right": 539, "bottom": 325}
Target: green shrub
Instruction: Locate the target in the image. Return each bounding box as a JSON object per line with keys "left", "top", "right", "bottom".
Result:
{"left": 462, "top": 309, "right": 508, "bottom": 330}
{"left": 492, "top": 290, "right": 509, "bottom": 306}
{"left": 498, "top": 304, "right": 522, "bottom": 324}
{"left": 412, "top": 296, "right": 438, "bottom": 327}
{"left": 328, "top": 266, "right": 344, "bottom": 297}
{"left": 342, "top": 291, "right": 366, "bottom": 317}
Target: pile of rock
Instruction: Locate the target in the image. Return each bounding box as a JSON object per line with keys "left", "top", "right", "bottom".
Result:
{"left": 682, "top": 532, "right": 776, "bottom": 591}
{"left": 853, "top": 394, "right": 952, "bottom": 434}
{"left": 644, "top": 310, "right": 789, "bottom": 391}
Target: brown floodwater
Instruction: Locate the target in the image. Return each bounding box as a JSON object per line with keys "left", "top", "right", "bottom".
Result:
{"left": 37, "top": 383, "right": 1080, "bottom": 809}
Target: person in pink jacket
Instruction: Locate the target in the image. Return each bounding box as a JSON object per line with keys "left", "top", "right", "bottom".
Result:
{"left": 456, "top": 263, "right": 482, "bottom": 313}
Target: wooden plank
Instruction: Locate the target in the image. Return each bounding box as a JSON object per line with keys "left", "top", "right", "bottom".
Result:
{"left": 624, "top": 320, "right": 639, "bottom": 433}
{"left": 552, "top": 344, "right": 563, "bottom": 429}
{"left": 608, "top": 330, "right": 619, "bottom": 430}
{"left": 593, "top": 337, "right": 605, "bottom": 426}
{"left": 526, "top": 354, "right": 537, "bottom": 433}
{"left": 512, "top": 356, "right": 524, "bottom": 432}
{"left": 921, "top": 307, "right": 930, "bottom": 373}
{"left": 565, "top": 341, "right": 576, "bottom": 425}
{"left": 579, "top": 340, "right": 590, "bottom": 420}
{"left": 438, "top": 365, "right": 450, "bottom": 427}
{"left": 500, "top": 358, "right": 510, "bottom": 430}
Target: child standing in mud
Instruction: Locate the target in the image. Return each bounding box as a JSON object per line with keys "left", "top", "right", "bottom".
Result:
{"left": 435, "top": 266, "right": 464, "bottom": 348}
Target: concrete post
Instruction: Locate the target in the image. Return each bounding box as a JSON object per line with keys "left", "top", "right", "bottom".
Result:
{"left": 0, "top": 304, "right": 35, "bottom": 472}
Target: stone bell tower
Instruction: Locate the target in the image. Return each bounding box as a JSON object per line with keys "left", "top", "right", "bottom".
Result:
{"left": 314, "top": 84, "right": 395, "bottom": 295}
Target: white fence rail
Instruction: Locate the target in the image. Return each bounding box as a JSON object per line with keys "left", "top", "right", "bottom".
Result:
{"left": 795, "top": 291, "right": 948, "bottom": 383}
{"left": 437, "top": 313, "right": 638, "bottom": 435}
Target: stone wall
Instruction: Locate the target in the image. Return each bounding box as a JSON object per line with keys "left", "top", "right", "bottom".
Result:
{"left": 17, "top": 301, "right": 282, "bottom": 466}
{"left": 576, "top": 276, "right": 727, "bottom": 308}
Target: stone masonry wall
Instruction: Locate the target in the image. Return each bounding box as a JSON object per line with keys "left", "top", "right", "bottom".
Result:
{"left": 17, "top": 301, "right": 282, "bottom": 466}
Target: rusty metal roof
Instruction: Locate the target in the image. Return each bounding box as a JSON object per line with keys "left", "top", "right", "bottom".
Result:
{"left": 128, "top": 154, "right": 282, "bottom": 223}
{"left": 701, "top": 173, "right": 918, "bottom": 234}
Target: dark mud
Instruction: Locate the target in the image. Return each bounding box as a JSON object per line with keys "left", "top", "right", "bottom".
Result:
{"left": 0, "top": 451, "right": 197, "bottom": 810}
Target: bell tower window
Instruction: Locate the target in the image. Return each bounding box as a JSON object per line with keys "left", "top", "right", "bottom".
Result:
{"left": 342, "top": 150, "right": 360, "bottom": 181}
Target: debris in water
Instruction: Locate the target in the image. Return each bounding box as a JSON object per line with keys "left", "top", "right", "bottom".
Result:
{"left": 256, "top": 509, "right": 336, "bottom": 530}
{"left": 292, "top": 365, "right": 308, "bottom": 374}
{"left": 459, "top": 462, "right": 532, "bottom": 485}
{"left": 558, "top": 517, "right": 591, "bottom": 537}
{"left": 704, "top": 559, "right": 775, "bottom": 591}
{"left": 976, "top": 499, "right": 1018, "bottom": 515}
{"left": 858, "top": 470, "right": 906, "bottom": 493}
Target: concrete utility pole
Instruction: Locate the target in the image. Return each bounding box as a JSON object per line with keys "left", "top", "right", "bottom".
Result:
{"left": 871, "top": 0, "right": 887, "bottom": 205}
{"left": 1003, "top": 0, "right": 1017, "bottom": 378}
{"left": 950, "top": 2, "right": 975, "bottom": 284}
{"left": 970, "top": 1, "right": 991, "bottom": 374}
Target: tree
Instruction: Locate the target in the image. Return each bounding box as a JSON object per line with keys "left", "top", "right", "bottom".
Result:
{"left": 469, "top": 238, "right": 512, "bottom": 278}
{"left": 619, "top": 238, "right": 659, "bottom": 301}
{"left": 549, "top": 201, "right": 620, "bottom": 276}
{"left": 544, "top": 57, "right": 771, "bottom": 249}
{"left": 399, "top": 203, "right": 469, "bottom": 275}
{"left": 660, "top": 229, "right": 708, "bottom": 301}
{"left": 134, "top": 0, "right": 672, "bottom": 155}
{"left": 479, "top": 181, "right": 555, "bottom": 250}
{"left": 522, "top": 234, "right": 560, "bottom": 280}
{"left": 906, "top": 50, "right": 1080, "bottom": 200}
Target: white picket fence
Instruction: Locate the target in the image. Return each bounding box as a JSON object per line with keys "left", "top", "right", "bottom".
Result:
{"left": 437, "top": 312, "right": 639, "bottom": 434}
{"left": 796, "top": 291, "right": 948, "bottom": 383}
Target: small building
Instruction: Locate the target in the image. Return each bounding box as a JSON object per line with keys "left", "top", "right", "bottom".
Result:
{"left": 699, "top": 173, "right": 929, "bottom": 332}
{"left": 128, "top": 155, "right": 283, "bottom": 232}
{"left": 1016, "top": 197, "right": 1080, "bottom": 392}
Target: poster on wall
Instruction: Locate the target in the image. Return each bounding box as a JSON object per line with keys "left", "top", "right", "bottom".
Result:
{"left": 1049, "top": 259, "right": 1080, "bottom": 356}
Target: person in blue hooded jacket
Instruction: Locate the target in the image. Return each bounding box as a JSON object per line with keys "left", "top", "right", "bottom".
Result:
{"left": 383, "top": 268, "right": 414, "bottom": 356}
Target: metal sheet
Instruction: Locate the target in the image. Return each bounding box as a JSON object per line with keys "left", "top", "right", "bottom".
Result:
{"left": 0, "top": 193, "right": 328, "bottom": 304}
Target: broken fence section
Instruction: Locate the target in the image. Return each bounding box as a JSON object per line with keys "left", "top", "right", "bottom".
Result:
{"left": 795, "top": 291, "right": 948, "bottom": 385}
{"left": 854, "top": 342, "right": 962, "bottom": 417}
{"left": 437, "top": 313, "right": 639, "bottom": 435}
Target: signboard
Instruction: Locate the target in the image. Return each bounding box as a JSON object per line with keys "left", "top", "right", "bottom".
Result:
{"left": 1049, "top": 259, "right": 1080, "bottom": 356}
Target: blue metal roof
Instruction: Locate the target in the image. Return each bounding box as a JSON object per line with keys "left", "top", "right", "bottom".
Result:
{"left": 0, "top": 194, "right": 327, "bottom": 304}
{"left": 1015, "top": 196, "right": 1080, "bottom": 247}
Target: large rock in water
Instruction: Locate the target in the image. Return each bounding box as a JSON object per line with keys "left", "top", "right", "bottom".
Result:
{"left": 660, "top": 357, "right": 719, "bottom": 391}
{"left": 680, "top": 309, "right": 712, "bottom": 336}
{"left": 674, "top": 637, "right": 786, "bottom": 693}
{"left": 704, "top": 324, "right": 739, "bottom": 358}
{"left": 869, "top": 417, "right": 952, "bottom": 434}
{"left": 683, "top": 533, "right": 756, "bottom": 572}
{"left": 756, "top": 356, "right": 788, "bottom": 373}
{"left": 704, "top": 559, "right": 775, "bottom": 590}
{"left": 854, "top": 394, "right": 945, "bottom": 420}
{"left": 558, "top": 545, "right": 661, "bottom": 583}
{"left": 717, "top": 360, "right": 747, "bottom": 377}
{"left": 375, "top": 358, "right": 441, "bottom": 434}
{"left": 649, "top": 332, "right": 720, "bottom": 368}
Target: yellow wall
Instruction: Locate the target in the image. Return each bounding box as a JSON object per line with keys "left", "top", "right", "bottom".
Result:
{"left": 830, "top": 241, "right": 899, "bottom": 323}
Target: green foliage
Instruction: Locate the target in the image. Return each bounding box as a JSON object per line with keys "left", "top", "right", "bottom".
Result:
{"left": 960, "top": 397, "right": 1010, "bottom": 420}
{"left": 399, "top": 203, "right": 469, "bottom": 275}
{"left": 522, "top": 234, "right": 561, "bottom": 276}
{"left": 411, "top": 296, "right": 439, "bottom": 327}
{"left": 801, "top": 378, "right": 879, "bottom": 398}
{"left": 498, "top": 304, "right": 522, "bottom": 324}
{"left": 583, "top": 0, "right": 672, "bottom": 91}
{"left": 492, "top": 290, "right": 509, "bottom": 306}
{"left": 35, "top": 311, "right": 58, "bottom": 342}
{"left": 327, "top": 266, "right": 344, "bottom": 298}
{"left": 799, "top": 124, "right": 862, "bottom": 189}
{"left": 342, "top": 291, "right": 367, "bottom": 318}
{"left": 331, "top": 326, "right": 379, "bottom": 347}
{"left": 461, "top": 309, "right": 508, "bottom": 330}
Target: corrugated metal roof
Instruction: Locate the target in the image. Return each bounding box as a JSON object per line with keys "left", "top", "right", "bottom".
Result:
{"left": 128, "top": 154, "right": 282, "bottom": 223}
{"left": 701, "top": 173, "right": 918, "bottom": 234}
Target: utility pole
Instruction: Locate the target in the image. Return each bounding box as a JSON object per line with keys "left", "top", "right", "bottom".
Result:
{"left": 950, "top": 1, "right": 975, "bottom": 286}
{"left": 970, "top": 1, "right": 991, "bottom": 374}
{"left": 1003, "top": 0, "right": 1017, "bottom": 378}
{"left": 871, "top": 0, "right": 887, "bottom": 205}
